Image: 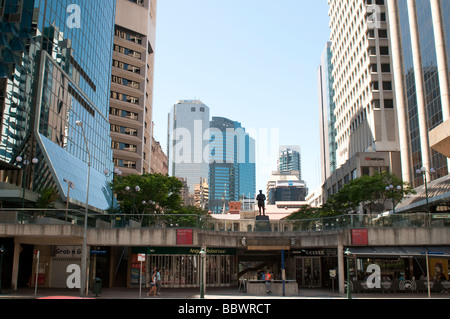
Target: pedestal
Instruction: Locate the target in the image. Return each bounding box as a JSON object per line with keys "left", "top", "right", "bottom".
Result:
{"left": 255, "top": 215, "right": 271, "bottom": 232}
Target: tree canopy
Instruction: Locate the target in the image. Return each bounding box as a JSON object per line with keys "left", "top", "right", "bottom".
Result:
{"left": 111, "top": 173, "right": 208, "bottom": 227}
{"left": 286, "top": 171, "right": 415, "bottom": 220}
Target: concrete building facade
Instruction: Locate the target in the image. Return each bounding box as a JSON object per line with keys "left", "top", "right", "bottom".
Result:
{"left": 110, "top": 0, "right": 158, "bottom": 176}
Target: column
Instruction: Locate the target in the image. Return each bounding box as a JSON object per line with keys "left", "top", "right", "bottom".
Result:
{"left": 337, "top": 242, "right": 345, "bottom": 294}
{"left": 407, "top": 0, "right": 432, "bottom": 181}
{"left": 430, "top": 0, "right": 450, "bottom": 169}
{"left": 430, "top": 0, "right": 450, "bottom": 121}
{"left": 11, "top": 242, "right": 21, "bottom": 291}
{"left": 387, "top": 0, "right": 413, "bottom": 184}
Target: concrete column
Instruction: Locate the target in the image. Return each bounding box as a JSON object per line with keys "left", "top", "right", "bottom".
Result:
{"left": 387, "top": 0, "right": 413, "bottom": 184}
{"left": 430, "top": 0, "right": 450, "bottom": 121}
{"left": 430, "top": 0, "right": 450, "bottom": 169}
{"left": 11, "top": 242, "right": 21, "bottom": 291}
{"left": 407, "top": 0, "right": 432, "bottom": 181}
{"left": 337, "top": 242, "right": 345, "bottom": 294}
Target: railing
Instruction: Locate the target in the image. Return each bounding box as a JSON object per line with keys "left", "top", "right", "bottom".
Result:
{"left": 0, "top": 209, "right": 449, "bottom": 232}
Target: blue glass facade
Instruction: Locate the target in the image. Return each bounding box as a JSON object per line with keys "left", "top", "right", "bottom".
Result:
{"left": 396, "top": 0, "right": 448, "bottom": 187}
{"left": 0, "top": 0, "right": 116, "bottom": 210}
{"left": 208, "top": 117, "right": 255, "bottom": 214}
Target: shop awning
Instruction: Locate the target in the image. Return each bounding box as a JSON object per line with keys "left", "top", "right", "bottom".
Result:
{"left": 346, "top": 246, "right": 450, "bottom": 257}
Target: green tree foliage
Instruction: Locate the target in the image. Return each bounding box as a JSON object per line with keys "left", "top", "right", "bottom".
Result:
{"left": 112, "top": 173, "right": 183, "bottom": 214}
{"left": 286, "top": 172, "right": 415, "bottom": 220}
{"left": 111, "top": 173, "right": 208, "bottom": 227}
{"left": 36, "top": 187, "right": 59, "bottom": 209}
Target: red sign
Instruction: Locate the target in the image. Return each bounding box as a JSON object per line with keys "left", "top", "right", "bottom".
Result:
{"left": 176, "top": 229, "right": 193, "bottom": 245}
{"left": 351, "top": 229, "right": 368, "bottom": 246}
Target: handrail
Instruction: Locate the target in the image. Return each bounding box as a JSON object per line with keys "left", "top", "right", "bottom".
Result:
{"left": 0, "top": 209, "right": 448, "bottom": 232}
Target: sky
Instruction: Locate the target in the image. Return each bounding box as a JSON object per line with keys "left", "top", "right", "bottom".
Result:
{"left": 152, "top": 0, "right": 331, "bottom": 194}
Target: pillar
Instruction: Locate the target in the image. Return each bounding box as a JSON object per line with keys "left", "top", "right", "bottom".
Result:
{"left": 387, "top": 0, "right": 413, "bottom": 184}
{"left": 407, "top": 0, "right": 432, "bottom": 181}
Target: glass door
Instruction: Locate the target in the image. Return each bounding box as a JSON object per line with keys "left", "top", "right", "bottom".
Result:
{"left": 296, "top": 257, "right": 322, "bottom": 288}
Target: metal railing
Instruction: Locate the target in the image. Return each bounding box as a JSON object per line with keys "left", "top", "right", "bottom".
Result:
{"left": 0, "top": 209, "right": 449, "bottom": 232}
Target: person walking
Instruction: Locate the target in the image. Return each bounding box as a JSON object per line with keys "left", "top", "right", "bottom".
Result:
{"left": 147, "top": 269, "right": 157, "bottom": 296}
{"left": 156, "top": 268, "right": 162, "bottom": 295}
{"left": 265, "top": 269, "right": 272, "bottom": 294}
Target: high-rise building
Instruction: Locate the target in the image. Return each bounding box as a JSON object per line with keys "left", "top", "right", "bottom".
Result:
{"left": 324, "top": 0, "right": 402, "bottom": 202}
{"left": 318, "top": 42, "right": 337, "bottom": 182}
{"left": 208, "top": 117, "right": 255, "bottom": 214}
{"left": 387, "top": 0, "right": 449, "bottom": 188}
{"left": 328, "top": 0, "right": 399, "bottom": 168}
{"left": 110, "top": 0, "right": 157, "bottom": 176}
{"left": 0, "top": 0, "right": 116, "bottom": 211}
{"left": 278, "top": 146, "right": 301, "bottom": 178}
{"left": 266, "top": 171, "right": 308, "bottom": 205}
{"left": 167, "top": 100, "right": 210, "bottom": 193}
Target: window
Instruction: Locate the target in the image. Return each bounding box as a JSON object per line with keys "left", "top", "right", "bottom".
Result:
{"left": 384, "top": 99, "right": 394, "bottom": 108}
{"left": 380, "top": 46, "right": 389, "bottom": 55}
{"left": 382, "top": 81, "right": 392, "bottom": 90}
{"left": 381, "top": 63, "right": 390, "bottom": 73}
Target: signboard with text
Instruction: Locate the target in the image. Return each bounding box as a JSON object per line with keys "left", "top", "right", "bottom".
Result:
{"left": 176, "top": 229, "right": 193, "bottom": 245}
{"left": 351, "top": 229, "right": 368, "bottom": 245}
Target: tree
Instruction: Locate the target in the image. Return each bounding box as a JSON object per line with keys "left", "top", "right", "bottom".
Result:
{"left": 286, "top": 171, "right": 415, "bottom": 220}
{"left": 36, "top": 187, "right": 59, "bottom": 209}
{"left": 112, "top": 173, "right": 183, "bottom": 217}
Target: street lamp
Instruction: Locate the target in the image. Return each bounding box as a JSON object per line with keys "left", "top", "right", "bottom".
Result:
{"left": 199, "top": 248, "right": 206, "bottom": 299}
{"left": 15, "top": 156, "right": 38, "bottom": 209}
{"left": 344, "top": 248, "right": 352, "bottom": 299}
{"left": 104, "top": 168, "right": 122, "bottom": 213}
{"left": 76, "top": 120, "right": 90, "bottom": 298}
{"left": 63, "top": 179, "right": 75, "bottom": 222}
{"left": 416, "top": 167, "right": 436, "bottom": 215}
{"left": 125, "top": 185, "right": 141, "bottom": 215}
{"left": 385, "top": 184, "right": 402, "bottom": 214}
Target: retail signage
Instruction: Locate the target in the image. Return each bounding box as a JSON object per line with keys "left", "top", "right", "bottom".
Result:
{"left": 176, "top": 229, "right": 193, "bottom": 245}
{"left": 55, "top": 245, "right": 81, "bottom": 257}
{"left": 351, "top": 229, "right": 369, "bottom": 245}
{"left": 133, "top": 247, "right": 237, "bottom": 256}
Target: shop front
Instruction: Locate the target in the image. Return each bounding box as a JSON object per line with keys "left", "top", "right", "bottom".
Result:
{"left": 344, "top": 246, "right": 450, "bottom": 293}
{"left": 291, "top": 249, "right": 338, "bottom": 289}
{"left": 131, "top": 247, "right": 237, "bottom": 288}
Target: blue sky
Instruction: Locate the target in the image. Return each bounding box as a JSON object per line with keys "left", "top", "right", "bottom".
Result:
{"left": 152, "top": 0, "right": 331, "bottom": 193}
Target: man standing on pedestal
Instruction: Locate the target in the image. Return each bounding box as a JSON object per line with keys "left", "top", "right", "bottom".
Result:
{"left": 256, "top": 190, "right": 266, "bottom": 216}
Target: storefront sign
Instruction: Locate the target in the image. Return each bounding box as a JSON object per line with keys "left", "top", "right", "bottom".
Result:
{"left": 351, "top": 229, "right": 368, "bottom": 245}
{"left": 176, "top": 229, "right": 193, "bottom": 245}
{"left": 133, "top": 247, "right": 237, "bottom": 256}
{"left": 55, "top": 246, "right": 82, "bottom": 257}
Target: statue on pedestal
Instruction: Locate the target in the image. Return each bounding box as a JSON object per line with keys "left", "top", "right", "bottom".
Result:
{"left": 256, "top": 190, "right": 266, "bottom": 216}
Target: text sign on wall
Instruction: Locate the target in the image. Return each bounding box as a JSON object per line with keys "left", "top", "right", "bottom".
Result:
{"left": 176, "top": 229, "right": 193, "bottom": 245}
{"left": 351, "top": 229, "right": 368, "bottom": 246}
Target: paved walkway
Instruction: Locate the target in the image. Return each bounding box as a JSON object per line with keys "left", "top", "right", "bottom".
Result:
{"left": 1, "top": 286, "right": 449, "bottom": 299}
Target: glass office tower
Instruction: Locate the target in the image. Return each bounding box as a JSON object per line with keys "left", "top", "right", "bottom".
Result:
{"left": 388, "top": 0, "right": 449, "bottom": 188}
{"left": 0, "top": 0, "right": 116, "bottom": 211}
{"left": 208, "top": 117, "right": 255, "bottom": 214}
{"left": 167, "top": 100, "right": 210, "bottom": 193}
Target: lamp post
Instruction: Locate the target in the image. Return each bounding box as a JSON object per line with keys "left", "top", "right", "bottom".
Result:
{"left": 344, "top": 248, "right": 352, "bottom": 299}
{"left": 199, "top": 248, "right": 206, "bottom": 299}
{"left": 125, "top": 185, "right": 141, "bottom": 215}
{"left": 385, "top": 184, "right": 402, "bottom": 214}
{"left": 104, "top": 168, "right": 122, "bottom": 213}
{"left": 0, "top": 245, "right": 5, "bottom": 294}
{"left": 76, "top": 120, "right": 90, "bottom": 298}
{"left": 63, "top": 179, "right": 75, "bottom": 222}
{"left": 15, "top": 156, "right": 38, "bottom": 209}
{"left": 416, "top": 167, "right": 436, "bottom": 213}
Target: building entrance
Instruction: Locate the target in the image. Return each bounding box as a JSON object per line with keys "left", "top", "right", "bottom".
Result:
{"left": 296, "top": 257, "right": 321, "bottom": 288}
